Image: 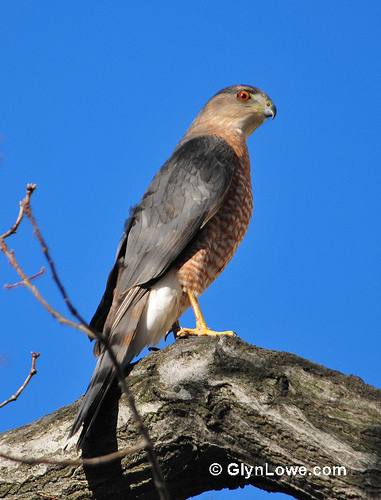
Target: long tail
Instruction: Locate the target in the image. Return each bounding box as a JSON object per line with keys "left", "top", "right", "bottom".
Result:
{"left": 66, "top": 351, "right": 120, "bottom": 449}
{"left": 66, "top": 291, "right": 149, "bottom": 450}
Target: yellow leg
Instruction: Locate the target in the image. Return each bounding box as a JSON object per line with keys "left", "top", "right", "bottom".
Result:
{"left": 175, "top": 289, "right": 236, "bottom": 338}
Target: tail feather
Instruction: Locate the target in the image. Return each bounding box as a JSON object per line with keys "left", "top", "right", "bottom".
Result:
{"left": 67, "top": 352, "right": 116, "bottom": 449}
{"left": 66, "top": 291, "right": 150, "bottom": 450}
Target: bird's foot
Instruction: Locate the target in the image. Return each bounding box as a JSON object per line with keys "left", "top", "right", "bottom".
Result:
{"left": 174, "top": 326, "right": 236, "bottom": 338}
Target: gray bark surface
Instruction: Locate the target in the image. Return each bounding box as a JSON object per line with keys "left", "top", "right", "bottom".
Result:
{"left": 0, "top": 336, "right": 380, "bottom": 499}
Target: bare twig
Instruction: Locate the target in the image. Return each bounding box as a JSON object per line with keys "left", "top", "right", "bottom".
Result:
{"left": 0, "top": 439, "right": 146, "bottom": 467}
{"left": 24, "top": 204, "right": 89, "bottom": 326}
{"left": 0, "top": 352, "right": 40, "bottom": 409}
{"left": 0, "top": 183, "right": 36, "bottom": 240}
{"left": 4, "top": 267, "right": 45, "bottom": 289}
{"left": 1, "top": 185, "right": 169, "bottom": 499}
{"left": 0, "top": 239, "right": 94, "bottom": 338}
{"left": 0, "top": 184, "right": 95, "bottom": 338}
{"left": 0, "top": 244, "right": 167, "bottom": 498}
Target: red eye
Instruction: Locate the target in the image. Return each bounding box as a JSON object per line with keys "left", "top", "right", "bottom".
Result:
{"left": 237, "top": 91, "right": 251, "bottom": 101}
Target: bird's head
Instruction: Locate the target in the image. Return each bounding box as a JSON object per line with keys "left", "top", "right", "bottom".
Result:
{"left": 189, "top": 85, "right": 276, "bottom": 140}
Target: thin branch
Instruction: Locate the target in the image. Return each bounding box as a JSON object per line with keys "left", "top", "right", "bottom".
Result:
{"left": 24, "top": 204, "right": 89, "bottom": 326}
{"left": 0, "top": 240, "right": 167, "bottom": 497}
{"left": 0, "top": 439, "right": 146, "bottom": 467}
{"left": 0, "top": 239, "right": 93, "bottom": 338}
{"left": 0, "top": 352, "right": 40, "bottom": 409}
{"left": 4, "top": 267, "right": 45, "bottom": 289}
{"left": 25, "top": 194, "right": 169, "bottom": 498}
{"left": 0, "top": 185, "right": 169, "bottom": 500}
{"left": 0, "top": 184, "right": 90, "bottom": 335}
{"left": 0, "top": 183, "right": 36, "bottom": 240}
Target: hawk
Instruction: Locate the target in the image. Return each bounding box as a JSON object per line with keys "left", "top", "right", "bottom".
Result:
{"left": 68, "top": 85, "right": 276, "bottom": 448}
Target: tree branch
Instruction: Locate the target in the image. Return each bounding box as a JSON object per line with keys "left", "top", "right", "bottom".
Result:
{"left": 4, "top": 267, "right": 45, "bottom": 289}
{"left": 0, "top": 352, "right": 40, "bottom": 409}
{"left": 0, "top": 184, "right": 169, "bottom": 499}
{"left": 0, "top": 336, "right": 380, "bottom": 500}
{"left": 0, "top": 238, "right": 92, "bottom": 337}
{"left": 0, "top": 183, "right": 36, "bottom": 240}
{"left": 0, "top": 441, "right": 145, "bottom": 467}
{"left": 23, "top": 202, "right": 89, "bottom": 326}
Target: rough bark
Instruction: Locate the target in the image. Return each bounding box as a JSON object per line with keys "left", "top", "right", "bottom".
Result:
{"left": 0, "top": 336, "right": 380, "bottom": 500}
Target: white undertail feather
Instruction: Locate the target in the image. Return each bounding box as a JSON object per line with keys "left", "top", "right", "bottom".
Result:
{"left": 130, "top": 268, "right": 183, "bottom": 354}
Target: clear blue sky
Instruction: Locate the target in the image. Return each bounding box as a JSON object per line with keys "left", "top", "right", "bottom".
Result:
{"left": 0, "top": 2, "right": 380, "bottom": 499}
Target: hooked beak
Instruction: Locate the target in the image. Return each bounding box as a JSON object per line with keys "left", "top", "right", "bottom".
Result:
{"left": 263, "top": 103, "right": 277, "bottom": 120}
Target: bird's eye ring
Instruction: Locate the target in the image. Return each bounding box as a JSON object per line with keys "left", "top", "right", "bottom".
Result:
{"left": 237, "top": 91, "right": 251, "bottom": 101}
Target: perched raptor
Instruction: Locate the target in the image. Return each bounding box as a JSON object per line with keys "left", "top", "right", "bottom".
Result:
{"left": 68, "top": 85, "right": 276, "bottom": 448}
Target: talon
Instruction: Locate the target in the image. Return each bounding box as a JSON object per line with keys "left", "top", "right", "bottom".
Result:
{"left": 165, "top": 320, "right": 181, "bottom": 341}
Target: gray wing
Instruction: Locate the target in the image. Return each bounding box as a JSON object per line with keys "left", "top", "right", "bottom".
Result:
{"left": 90, "top": 134, "right": 237, "bottom": 333}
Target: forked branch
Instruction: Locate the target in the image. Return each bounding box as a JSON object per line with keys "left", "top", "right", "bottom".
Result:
{"left": 0, "top": 185, "right": 169, "bottom": 500}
